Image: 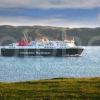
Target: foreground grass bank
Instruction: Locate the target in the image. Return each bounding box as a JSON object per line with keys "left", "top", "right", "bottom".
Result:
{"left": 0, "top": 78, "right": 100, "bottom": 100}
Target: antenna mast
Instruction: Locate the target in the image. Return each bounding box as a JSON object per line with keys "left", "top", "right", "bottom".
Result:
{"left": 23, "top": 29, "right": 29, "bottom": 41}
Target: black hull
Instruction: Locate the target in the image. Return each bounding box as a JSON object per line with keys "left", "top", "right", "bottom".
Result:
{"left": 1, "top": 48, "right": 84, "bottom": 57}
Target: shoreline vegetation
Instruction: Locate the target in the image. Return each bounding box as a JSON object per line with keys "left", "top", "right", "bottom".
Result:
{"left": 0, "top": 77, "right": 100, "bottom": 100}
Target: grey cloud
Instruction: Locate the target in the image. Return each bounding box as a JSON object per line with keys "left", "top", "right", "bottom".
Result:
{"left": 0, "top": 0, "right": 100, "bottom": 9}
{"left": 0, "top": 16, "right": 99, "bottom": 28}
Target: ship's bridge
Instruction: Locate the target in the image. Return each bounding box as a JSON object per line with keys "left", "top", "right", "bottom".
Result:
{"left": 30, "top": 41, "right": 75, "bottom": 49}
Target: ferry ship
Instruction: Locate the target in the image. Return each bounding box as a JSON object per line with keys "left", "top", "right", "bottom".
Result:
{"left": 0, "top": 33, "right": 84, "bottom": 57}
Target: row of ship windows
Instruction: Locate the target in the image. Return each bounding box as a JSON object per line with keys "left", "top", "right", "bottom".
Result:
{"left": 29, "top": 44, "right": 67, "bottom": 46}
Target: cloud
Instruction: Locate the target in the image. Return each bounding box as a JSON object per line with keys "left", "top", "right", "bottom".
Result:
{"left": 0, "top": 0, "right": 100, "bottom": 9}
{"left": 0, "top": 16, "right": 66, "bottom": 26}
{"left": 0, "top": 16, "right": 99, "bottom": 28}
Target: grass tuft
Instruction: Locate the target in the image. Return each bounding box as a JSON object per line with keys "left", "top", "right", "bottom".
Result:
{"left": 0, "top": 77, "right": 100, "bottom": 100}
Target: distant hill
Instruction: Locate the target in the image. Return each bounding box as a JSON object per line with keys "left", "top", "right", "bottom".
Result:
{"left": 0, "top": 25, "right": 100, "bottom": 46}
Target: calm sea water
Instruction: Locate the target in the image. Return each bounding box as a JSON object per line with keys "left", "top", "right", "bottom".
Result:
{"left": 0, "top": 46, "right": 100, "bottom": 82}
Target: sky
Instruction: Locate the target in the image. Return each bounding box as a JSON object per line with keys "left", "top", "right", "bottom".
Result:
{"left": 0, "top": 0, "right": 100, "bottom": 28}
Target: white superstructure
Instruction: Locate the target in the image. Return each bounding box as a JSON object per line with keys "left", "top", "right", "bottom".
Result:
{"left": 1, "top": 40, "right": 76, "bottom": 49}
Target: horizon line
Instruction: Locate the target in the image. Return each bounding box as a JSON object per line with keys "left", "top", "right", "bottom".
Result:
{"left": 0, "top": 24, "right": 100, "bottom": 29}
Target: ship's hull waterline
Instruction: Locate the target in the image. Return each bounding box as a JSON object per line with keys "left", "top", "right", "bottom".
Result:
{"left": 0, "top": 48, "right": 83, "bottom": 57}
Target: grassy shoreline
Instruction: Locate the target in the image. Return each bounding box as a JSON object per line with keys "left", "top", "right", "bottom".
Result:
{"left": 0, "top": 77, "right": 100, "bottom": 100}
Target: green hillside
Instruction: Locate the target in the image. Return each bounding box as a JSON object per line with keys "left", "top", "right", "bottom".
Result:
{"left": 0, "top": 25, "right": 100, "bottom": 46}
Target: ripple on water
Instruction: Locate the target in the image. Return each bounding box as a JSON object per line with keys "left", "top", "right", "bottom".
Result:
{"left": 0, "top": 46, "right": 100, "bottom": 82}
